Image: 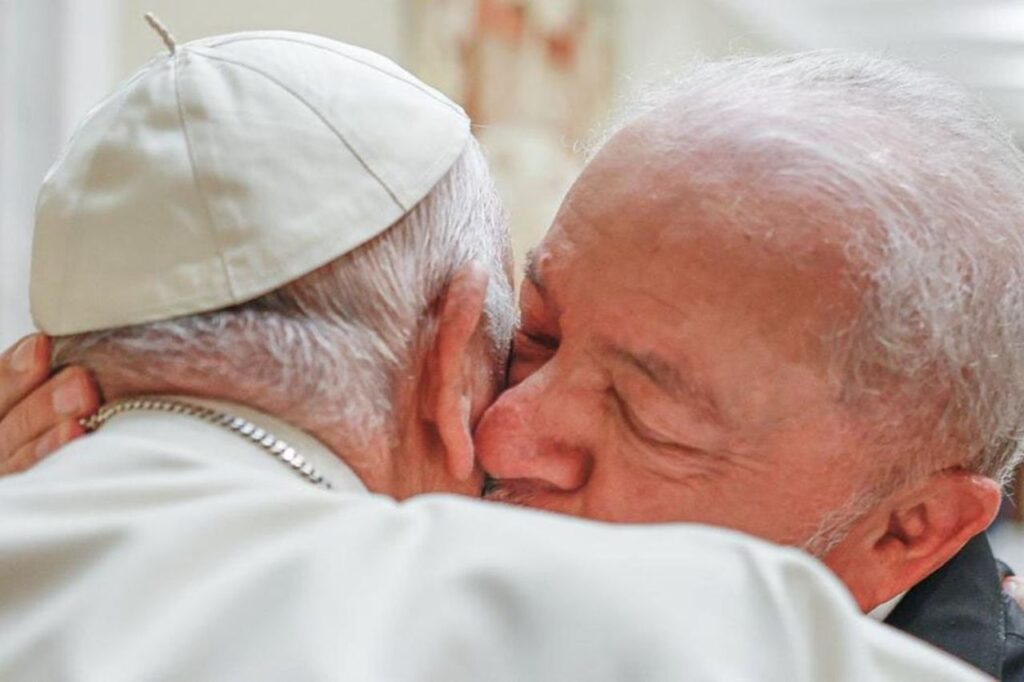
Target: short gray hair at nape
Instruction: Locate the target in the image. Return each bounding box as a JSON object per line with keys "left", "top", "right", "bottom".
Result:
{"left": 53, "top": 137, "right": 516, "bottom": 451}
{"left": 591, "top": 51, "right": 1024, "bottom": 494}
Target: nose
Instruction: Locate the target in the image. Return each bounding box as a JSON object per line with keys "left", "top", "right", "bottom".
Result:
{"left": 474, "top": 370, "right": 593, "bottom": 492}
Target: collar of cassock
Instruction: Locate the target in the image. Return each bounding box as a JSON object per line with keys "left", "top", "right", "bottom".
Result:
{"left": 99, "top": 395, "right": 368, "bottom": 494}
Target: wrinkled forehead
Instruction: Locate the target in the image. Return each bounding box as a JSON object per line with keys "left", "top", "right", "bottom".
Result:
{"left": 554, "top": 122, "right": 864, "bottom": 274}
{"left": 571, "top": 115, "right": 871, "bottom": 250}
{"left": 533, "top": 123, "right": 869, "bottom": 364}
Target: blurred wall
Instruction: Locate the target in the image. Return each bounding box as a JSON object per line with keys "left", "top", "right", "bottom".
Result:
{"left": 618, "top": 0, "right": 771, "bottom": 91}
{"left": 114, "top": 0, "right": 767, "bottom": 99}
{"left": 719, "top": 0, "right": 1024, "bottom": 137}
{"left": 117, "top": 0, "right": 405, "bottom": 73}
{"left": 0, "top": 0, "right": 118, "bottom": 348}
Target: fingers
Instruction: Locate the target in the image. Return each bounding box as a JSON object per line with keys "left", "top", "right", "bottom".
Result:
{"left": 0, "top": 335, "right": 98, "bottom": 474}
{"left": 0, "top": 335, "right": 51, "bottom": 417}
{"left": 1003, "top": 575, "right": 1024, "bottom": 611}
{"left": 1, "top": 419, "right": 85, "bottom": 475}
{"left": 0, "top": 367, "right": 99, "bottom": 462}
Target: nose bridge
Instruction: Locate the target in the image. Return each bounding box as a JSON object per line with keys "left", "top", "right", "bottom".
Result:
{"left": 510, "top": 355, "right": 586, "bottom": 434}
{"left": 482, "top": 357, "right": 595, "bottom": 490}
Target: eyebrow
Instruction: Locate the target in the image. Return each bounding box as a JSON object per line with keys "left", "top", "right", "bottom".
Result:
{"left": 610, "top": 347, "right": 725, "bottom": 427}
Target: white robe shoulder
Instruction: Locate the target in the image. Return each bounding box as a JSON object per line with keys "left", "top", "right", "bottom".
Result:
{"left": 0, "top": 401, "right": 987, "bottom": 681}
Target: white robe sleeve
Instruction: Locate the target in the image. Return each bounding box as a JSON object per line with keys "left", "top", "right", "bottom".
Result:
{"left": 0, "top": 436, "right": 988, "bottom": 681}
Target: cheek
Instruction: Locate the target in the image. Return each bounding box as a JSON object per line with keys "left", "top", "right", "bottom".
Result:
{"left": 690, "top": 467, "right": 844, "bottom": 545}
{"left": 592, "top": 457, "right": 717, "bottom": 522}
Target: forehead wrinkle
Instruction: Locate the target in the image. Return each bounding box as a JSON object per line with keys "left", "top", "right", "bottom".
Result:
{"left": 609, "top": 345, "right": 726, "bottom": 428}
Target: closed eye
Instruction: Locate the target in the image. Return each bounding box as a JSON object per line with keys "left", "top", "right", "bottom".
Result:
{"left": 507, "top": 331, "right": 559, "bottom": 386}
{"left": 610, "top": 387, "right": 704, "bottom": 455}
{"left": 521, "top": 331, "right": 559, "bottom": 350}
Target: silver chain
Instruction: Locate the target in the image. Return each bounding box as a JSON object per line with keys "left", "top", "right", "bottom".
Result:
{"left": 80, "top": 398, "right": 332, "bottom": 490}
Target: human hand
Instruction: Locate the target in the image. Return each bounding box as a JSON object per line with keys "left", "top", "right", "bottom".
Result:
{"left": 0, "top": 334, "right": 98, "bottom": 473}
{"left": 1004, "top": 575, "right": 1024, "bottom": 611}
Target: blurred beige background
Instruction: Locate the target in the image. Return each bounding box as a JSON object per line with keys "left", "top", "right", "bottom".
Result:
{"left": 1, "top": 0, "right": 1023, "bottom": 559}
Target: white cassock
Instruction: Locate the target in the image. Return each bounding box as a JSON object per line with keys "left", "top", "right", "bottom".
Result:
{"left": 0, "top": 397, "right": 987, "bottom": 681}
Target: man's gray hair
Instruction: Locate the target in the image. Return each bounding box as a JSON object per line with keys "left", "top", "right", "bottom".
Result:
{"left": 593, "top": 51, "right": 1024, "bottom": 490}
{"left": 53, "top": 138, "right": 516, "bottom": 450}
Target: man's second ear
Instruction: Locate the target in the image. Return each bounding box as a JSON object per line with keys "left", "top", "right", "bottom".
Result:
{"left": 826, "top": 469, "right": 1001, "bottom": 611}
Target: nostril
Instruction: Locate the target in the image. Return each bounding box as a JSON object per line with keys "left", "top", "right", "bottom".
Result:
{"left": 484, "top": 475, "right": 584, "bottom": 507}
{"left": 560, "top": 448, "right": 593, "bottom": 492}
{"left": 480, "top": 441, "right": 592, "bottom": 495}
{"left": 527, "top": 446, "right": 592, "bottom": 493}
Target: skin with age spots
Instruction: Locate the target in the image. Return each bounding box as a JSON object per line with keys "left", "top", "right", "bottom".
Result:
{"left": 474, "top": 113, "right": 1001, "bottom": 612}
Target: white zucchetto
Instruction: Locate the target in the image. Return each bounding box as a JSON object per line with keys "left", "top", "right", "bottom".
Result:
{"left": 31, "top": 29, "right": 470, "bottom": 335}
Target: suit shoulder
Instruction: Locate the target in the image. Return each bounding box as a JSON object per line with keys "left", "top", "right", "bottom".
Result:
{"left": 1003, "top": 593, "right": 1024, "bottom": 681}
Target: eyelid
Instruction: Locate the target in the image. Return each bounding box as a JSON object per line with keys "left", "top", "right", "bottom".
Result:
{"left": 521, "top": 331, "right": 559, "bottom": 350}
{"left": 611, "top": 387, "right": 694, "bottom": 452}
{"left": 508, "top": 331, "right": 557, "bottom": 377}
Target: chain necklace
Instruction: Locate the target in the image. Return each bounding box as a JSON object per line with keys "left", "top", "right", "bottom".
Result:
{"left": 80, "top": 398, "right": 333, "bottom": 490}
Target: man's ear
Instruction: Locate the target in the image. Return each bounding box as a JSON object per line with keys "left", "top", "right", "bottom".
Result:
{"left": 825, "top": 470, "right": 1001, "bottom": 611}
{"left": 422, "top": 262, "right": 491, "bottom": 482}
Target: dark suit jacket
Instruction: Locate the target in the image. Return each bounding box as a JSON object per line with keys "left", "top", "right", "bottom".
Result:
{"left": 885, "top": 534, "right": 1024, "bottom": 680}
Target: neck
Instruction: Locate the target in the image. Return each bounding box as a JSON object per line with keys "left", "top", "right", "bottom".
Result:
{"left": 312, "top": 382, "right": 482, "bottom": 499}
{"left": 91, "top": 368, "right": 472, "bottom": 499}
{"left": 96, "top": 373, "right": 407, "bottom": 494}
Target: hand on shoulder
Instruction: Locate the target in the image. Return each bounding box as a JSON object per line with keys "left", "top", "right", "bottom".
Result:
{"left": 0, "top": 334, "right": 97, "bottom": 472}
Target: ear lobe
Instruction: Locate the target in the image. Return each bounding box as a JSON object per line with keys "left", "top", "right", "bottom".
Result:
{"left": 882, "top": 472, "right": 1001, "bottom": 560}
{"left": 427, "top": 262, "right": 490, "bottom": 482}
{"left": 826, "top": 470, "right": 1002, "bottom": 611}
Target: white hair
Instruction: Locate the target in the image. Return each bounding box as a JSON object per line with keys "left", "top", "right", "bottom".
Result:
{"left": 53, "top": 138, "right": 516, "bottom": 450}
{"left": 592, "top": 52, "right": 1024, "bottom": 495}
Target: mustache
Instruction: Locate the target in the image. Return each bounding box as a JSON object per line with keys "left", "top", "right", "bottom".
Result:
{"left": 481, "top": 476, "right": 542, "bottom": 508}
{"left": 481, "top": 475, "right": 499, "bottom": 498}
